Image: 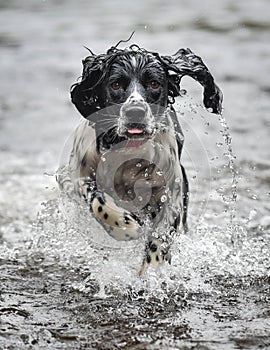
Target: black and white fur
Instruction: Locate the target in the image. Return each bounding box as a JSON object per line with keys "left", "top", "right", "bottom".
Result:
{"left": 57, "top": 44, "right": 222, "bottom": 275}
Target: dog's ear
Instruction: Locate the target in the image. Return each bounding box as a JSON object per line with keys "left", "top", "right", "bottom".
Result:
{"left": 161, "top": 48, "right": 223, "bottom": 114}
{"left": 71, "top": 55, "right": 106, "bottom": 119}
{"left": 167, "top": 74, "right": 181, "bottom": 103}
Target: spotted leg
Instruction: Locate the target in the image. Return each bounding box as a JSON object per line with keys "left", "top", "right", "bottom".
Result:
{"left": 79, "top": 178, "right": 142, "bottom": 241}
{"left": 138, "top": 205, "right": 182, "bottom": 276}
{"left": 139, "top": 238, "right": 172, "bottom": 276}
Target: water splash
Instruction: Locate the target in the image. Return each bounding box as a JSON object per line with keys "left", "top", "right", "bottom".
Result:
{"left": 13, "top": 193, "right": 267, "bottom": 301}
{"left": 218, "top": 113, "right": 239, "bottom": 246}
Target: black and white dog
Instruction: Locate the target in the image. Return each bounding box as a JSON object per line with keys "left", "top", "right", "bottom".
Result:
{"left": 57, "top": 43, "right": 222, "bottom": 275}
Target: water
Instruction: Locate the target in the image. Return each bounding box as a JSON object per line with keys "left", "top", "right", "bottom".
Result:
{"left": 1, "top": 0, "right": 270, "bottom": 349}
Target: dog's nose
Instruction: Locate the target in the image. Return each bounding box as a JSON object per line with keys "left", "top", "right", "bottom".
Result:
{"left": 125, "top": 106, "right": 146, "bottom": 123}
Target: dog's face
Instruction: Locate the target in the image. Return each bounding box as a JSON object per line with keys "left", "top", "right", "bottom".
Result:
{"left": 70, "top": 45, "right": 222, "bottom": 147}
{"left": 103, "top": 53, "right": 168, "bottom": 139}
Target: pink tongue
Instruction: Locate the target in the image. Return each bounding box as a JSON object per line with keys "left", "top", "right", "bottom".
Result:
{"left": 128, "top": 128, "right": 143, "bottom": 135}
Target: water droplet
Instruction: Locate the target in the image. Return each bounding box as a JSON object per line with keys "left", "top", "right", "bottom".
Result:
{"left": 101, "top": 156, "right": 106, "bottom": 162}
{"left": 248, "top": 209, "right": 257, "bottom": 220}
{"left": 216, "top": 142, "right": 223, "bottom": 147}
{"left": 216, "top": 186, "right": 224, "bottom": 193}
{"left": 156, "top": 171, "right": 163, "bottom": 176}
{"left": 175, "top": 177, "right": 181, "bottom": 183}
{"left": 136, "top": 162, "right": 142, "bottom": 167}
{"left": 161, "top": 195, "right": 167, "bottom": 203}
{"left": 138, "top": 196, "right": 143, "bottom": 202}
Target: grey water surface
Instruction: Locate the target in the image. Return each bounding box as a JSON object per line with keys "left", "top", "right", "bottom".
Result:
{"left": 0, "top": 0, "right": 270, "bottom": 349}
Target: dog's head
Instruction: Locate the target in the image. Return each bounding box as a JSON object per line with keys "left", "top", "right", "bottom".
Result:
{"left": 71, "top": 44, "right": 222, "bottom": 146}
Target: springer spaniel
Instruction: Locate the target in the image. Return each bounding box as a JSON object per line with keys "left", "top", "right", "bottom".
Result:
{"left": 57, "top": 43, "right": 222, "bottom": 275}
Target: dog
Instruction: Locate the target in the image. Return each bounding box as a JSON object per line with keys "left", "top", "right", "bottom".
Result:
{"left": 57, "top": 42, "right": 222, "bottom": 275}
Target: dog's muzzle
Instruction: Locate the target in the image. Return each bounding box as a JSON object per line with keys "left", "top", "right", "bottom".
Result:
{"left": 120, "top": 101, "right": 153, "bottom": 138}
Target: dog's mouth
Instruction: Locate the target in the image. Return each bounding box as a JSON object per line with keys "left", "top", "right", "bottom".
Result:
{"left": 123, "top": 123, "right": 153, "bottom": 147}
{"left": 126, "top": 124, "right": 148, "bottom": 137}
{"left": 127, "top": 127, "right": 144, "bottom": 136}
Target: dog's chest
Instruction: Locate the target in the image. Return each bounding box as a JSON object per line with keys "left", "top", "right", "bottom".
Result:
{"left": 94, "top": 142, "right": 178, "bottom": 211}
{"left": 113, "top": 158, "right": 166, "bottom": 202}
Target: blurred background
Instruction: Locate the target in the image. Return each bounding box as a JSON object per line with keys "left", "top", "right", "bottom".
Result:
{"left": 0, "top": 1, "right": 270, "bottom": 349}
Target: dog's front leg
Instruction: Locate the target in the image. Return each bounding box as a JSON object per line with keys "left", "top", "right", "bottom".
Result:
{"left": 139, "top": 206, "right": 181, "bottom": 276}
{"left": 79, "top": 178, "right": 142, "bottom": 241}
{"left": 139, "top": 237, "right": 172, "bottom": 276}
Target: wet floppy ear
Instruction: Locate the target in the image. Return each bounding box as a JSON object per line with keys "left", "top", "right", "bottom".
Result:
{"left": 162, "top": 48, "right": 223, "bottom": 114}
{"left": 167, "top": 74, "right": 181, "bottom": 103}
{"left": 70, "top": 56, "right": 105, "bottom": 119}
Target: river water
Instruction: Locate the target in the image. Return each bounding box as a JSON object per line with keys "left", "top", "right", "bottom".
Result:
{"left": 0, "top": 1, "right": 270, "bottom": 349}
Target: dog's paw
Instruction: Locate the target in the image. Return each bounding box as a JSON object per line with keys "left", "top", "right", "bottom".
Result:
{"left": 139, "top": 239, "right": 171, "bottom": 276}
{"left": 91, "top": 192, "right": 141, "bottom": 240}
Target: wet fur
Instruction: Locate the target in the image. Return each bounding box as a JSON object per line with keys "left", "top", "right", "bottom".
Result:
{"left": 57, "top": 44, "right": 222, "bottom": 275}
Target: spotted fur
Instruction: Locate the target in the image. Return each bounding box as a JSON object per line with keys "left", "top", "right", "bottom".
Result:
{"left": 91, "top": 192, "right": 141, "bottom": 240}
{"left": 57, "top": 43, "right": 222, "bottom": 275}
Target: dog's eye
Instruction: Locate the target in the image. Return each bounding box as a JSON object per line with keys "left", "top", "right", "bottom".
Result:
{"left": 111, "top": 81, "right": 121, "bottom": 90}
{"left": 150, "top": 81, "right": 160, "bottom": 89}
